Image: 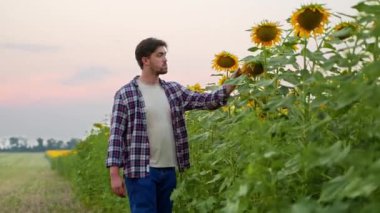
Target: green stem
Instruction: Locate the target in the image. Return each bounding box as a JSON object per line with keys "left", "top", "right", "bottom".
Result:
{"left": 310, "top": 36, "right": 319, "bottom": 74}
{"left": 374, "top": 36, "right": 379, "bottom": 61}
{"left": 302, "top": 38, "right": 308, "bottom": 71}
{"left": 317, "top": 27, "right": 334, "bottom": 49}
{"left": 226, "top": 71, "right": 231, "bottom": 117}
{"left": 301, "top": 38, "right": 310, "bottom": 143}
{"left": 346, "top": 40, "right": 353, "bottom": 73}
{"left": 263, "top": 47, "right": 268, "bottom": 67}
{"left": 211, "top": 126, "right": 214, "bottom": 144}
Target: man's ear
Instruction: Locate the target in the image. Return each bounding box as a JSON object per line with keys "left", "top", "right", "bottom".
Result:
{"left": 142, "top": 57, "right": 149, "bottom": 66}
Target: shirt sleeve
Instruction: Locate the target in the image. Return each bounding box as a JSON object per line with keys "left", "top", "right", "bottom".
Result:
{"left": 106, "top": 91, "right": 127, "bottom": 168}
{"left": 179, "top": 83, "right": 230, "bottom": 110}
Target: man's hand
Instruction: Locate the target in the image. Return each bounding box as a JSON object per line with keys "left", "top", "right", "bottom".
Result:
{"left": 110, "top": 166, "right": 126, "bottom": 198}
{"left": 225, "top": 68, "right": 241, "bottom": 95}
{"left": 230, "top": 67, "right": 242, "bottom": 79}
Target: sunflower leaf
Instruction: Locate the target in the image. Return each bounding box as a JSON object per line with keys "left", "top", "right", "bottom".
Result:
{"left": 353, "top": 2, "right": 380, "bottom": 15}
{"left": 252, "top": 79, "right": 276, "bottom": 87}
{"left": 248, "top": 47, "right": 259, "bottom": 53}
{"left": 224, "top": 76, "right": 245, "bottom": 86}
{"left": 322, "top": 42, "right": 336, "bottom": 50}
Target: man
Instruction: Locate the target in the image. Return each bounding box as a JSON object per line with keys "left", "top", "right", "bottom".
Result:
{"left": 106, "top": 37, "right": 240, "bottom": 213}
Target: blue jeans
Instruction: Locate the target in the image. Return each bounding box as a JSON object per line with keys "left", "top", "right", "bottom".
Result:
{"left": 125, "top": 167, "right": 176, "bottom": 213}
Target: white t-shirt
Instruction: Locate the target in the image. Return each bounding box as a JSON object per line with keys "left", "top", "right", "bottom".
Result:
{"left": 137, "top": 79, "right": 177, "bottom": 168}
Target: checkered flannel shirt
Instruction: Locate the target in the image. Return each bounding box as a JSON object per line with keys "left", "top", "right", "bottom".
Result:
{"left": 106, "top": 76, "right": 229, "bottom": 178}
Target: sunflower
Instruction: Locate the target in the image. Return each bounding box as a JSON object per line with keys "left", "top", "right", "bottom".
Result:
{"left": 247, "top": 99, "right": 255, "bottom": 108}
{"left": 212, "top": 51, "right": 239, "bottom": 72}
{"left": 290, "top": 4, "right": 330, "bottom": 38}
{"left": 291, "top": 44, "right": 299, "bottom": 51}
{"left": 333, "top": 21, "right": 358, "bottom": 40}
{"left": 241, "top": 61, "right": 264, "bottom": 77}
{"left": 278, "top": 108, "right": 289, "bottom": 116}
{"left": 187, "top": 83, "right": 204, "bottom": 93}
{"left": 251, "top": 20, "right": 282, "bottom": 47}
{"left": 319, "top": 103, "right": 327, "bottom": 110}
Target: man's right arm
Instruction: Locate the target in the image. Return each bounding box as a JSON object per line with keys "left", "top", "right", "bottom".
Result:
{"left": 106, "top": 92, "right": 127, "bottom": 197}
{"left": 106, "top": 92, "right": 127, "bottom": 167}
{"left": 179, "top": 68, "right": 241, "bottom": 111}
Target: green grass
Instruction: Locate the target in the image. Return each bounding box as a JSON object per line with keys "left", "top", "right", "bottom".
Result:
{"left": 0, "top": 152, "right": 91, "bottom": 213}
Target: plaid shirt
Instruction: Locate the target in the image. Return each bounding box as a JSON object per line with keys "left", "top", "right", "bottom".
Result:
{"left": 106, "top": 76, "right": 229, "bottom": 178}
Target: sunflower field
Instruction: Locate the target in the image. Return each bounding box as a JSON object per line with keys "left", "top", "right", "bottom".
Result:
{"left": 51, "top": 1, "right": 380, "bottom": 212}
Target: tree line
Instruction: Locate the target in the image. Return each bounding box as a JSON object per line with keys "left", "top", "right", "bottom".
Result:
{"left": 0, "top": 137, "right": 80, "bottom": 152}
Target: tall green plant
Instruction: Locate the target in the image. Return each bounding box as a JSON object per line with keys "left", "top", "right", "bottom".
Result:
{"left": 173, "top": 1, "right": 380, "bottom": 212}
{"left": 51, "top": 124, "right": 130, "bottom": 212}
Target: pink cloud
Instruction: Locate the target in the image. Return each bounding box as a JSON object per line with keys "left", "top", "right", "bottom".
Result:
{"left": 0, "top": 71, "right": 125, "bottom": 106}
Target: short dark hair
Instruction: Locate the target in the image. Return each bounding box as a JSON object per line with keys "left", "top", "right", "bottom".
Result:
{"left": 135, "top": 37, "right": 167, "bottom": 69}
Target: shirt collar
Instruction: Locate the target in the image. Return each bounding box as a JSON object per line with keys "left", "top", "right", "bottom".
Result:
{"left": 131, "top": 75, "right": 166, "bottom": 87}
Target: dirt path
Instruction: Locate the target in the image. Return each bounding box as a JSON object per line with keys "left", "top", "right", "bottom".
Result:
{"left": 0, "top": 153, "right": 91, "bottom": 213}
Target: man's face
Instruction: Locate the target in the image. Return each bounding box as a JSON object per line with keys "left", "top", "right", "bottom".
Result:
{"left": 144, "top": 46, "right": 168, "bottom": 75}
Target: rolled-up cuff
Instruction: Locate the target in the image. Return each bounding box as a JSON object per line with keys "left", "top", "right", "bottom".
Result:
{"left": 106, "top": 158, "right": 123, "bottom": 168}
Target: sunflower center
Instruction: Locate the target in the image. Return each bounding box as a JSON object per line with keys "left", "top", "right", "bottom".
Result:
{"left": 297, "top": 8, "right": 323, "bottom": 31}
{"left": 256, "top": 26, "right": 278, "bottom": 42}
{"left": 243, "top": 63, "right": 264, "bottom": 76}
{"left": 217, "top": 56, "right": 236, "bottom": 68}
{"left": 253, "top": 63, "right": 264, "bottom": 75}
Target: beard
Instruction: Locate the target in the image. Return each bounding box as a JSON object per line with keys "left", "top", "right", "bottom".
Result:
{"left": 154, "top": 65, "right": 168, "bottom": 75}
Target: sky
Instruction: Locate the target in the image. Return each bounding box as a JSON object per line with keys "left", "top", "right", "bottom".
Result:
{"left": 0, "top": 0, "right": 361, "bottom": 141}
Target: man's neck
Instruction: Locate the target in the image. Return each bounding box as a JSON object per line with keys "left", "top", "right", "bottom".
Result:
{"left": 139, "top": 70, "right": 159, "bottom": 85}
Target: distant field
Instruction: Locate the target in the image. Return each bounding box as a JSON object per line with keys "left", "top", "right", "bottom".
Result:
{"left": 0, "top": 152, "right": 90, "bottom": 213}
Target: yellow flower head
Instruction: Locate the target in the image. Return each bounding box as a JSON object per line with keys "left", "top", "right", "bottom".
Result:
{"left": 251, "top": 20, "right": 282, "bottom": 47}
{"left": 218, "top": 75, "right": 228, "bottom": 85}
{"left": 241, "top": 61, "right": 264, "bottom": 77}
{"left": 292, "top": 44, "right": 299, "bottom": 51}
{"left": 212, "top": 51, "right": 239, "bottom": 72}
{"left": 319, "top": 103, "right": 327, "bottom": 110}
{"left": 247, "top": 99, "right": 255, "bottom": 108}
{"left": 221, "top": 106, "right": 229, "bottom": 112}
{"left": 279, "top": 108, "right": 289, "bottom": 116}
{"left": 187, "top": 83, "right": 204, "bottom": 93}
{"left": 333, "top": 21, "right": 358, "bottom": 40}
{"left": 290, "top": 3, "right": 330, "bottom": 38}
{"left": 46, "top": 150, "right": 75, "bottom": 158}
